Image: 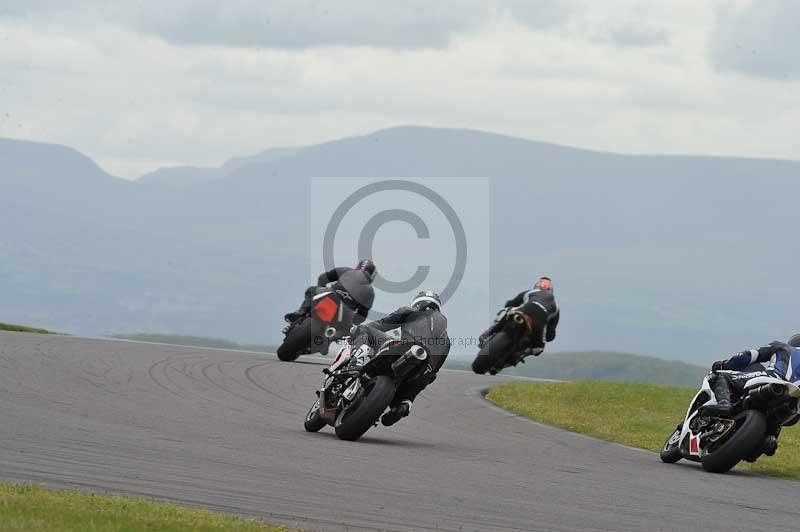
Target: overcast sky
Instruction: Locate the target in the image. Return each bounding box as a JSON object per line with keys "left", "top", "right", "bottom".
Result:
{"left": 1, "top": 0, "right": 798, "bottom": 178}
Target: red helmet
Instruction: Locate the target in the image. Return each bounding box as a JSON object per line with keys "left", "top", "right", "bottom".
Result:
{"left": 355, "top": 259, "right": 377, "bottom": 281}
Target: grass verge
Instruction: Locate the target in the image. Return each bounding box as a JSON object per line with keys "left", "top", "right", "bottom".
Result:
{"left": 0, "top": 482, "right": 296, "bottom": 532}
{"left": 0, "top": 323, "right": 59, "bottom": 335}
{"left": 486, "top": 380, "right": 800, "bottom": 479}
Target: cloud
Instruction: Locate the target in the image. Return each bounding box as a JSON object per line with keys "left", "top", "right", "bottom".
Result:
{"left": 710, "top": 0, "right": 800, "bottom": 80}
{"left": 604, "top": 26, "right": 669, "bottom": 47}
{"left": 130, "top": 1, "right": 484, "bottom": 49}
{"left": 0, "top": 0, "right": 572, "bottom": 50}
{"left": 0, "top": 1, "right": 102, "bottom": 17}
{"left": 499, "top": 0, "right": 573, "bottom": 30}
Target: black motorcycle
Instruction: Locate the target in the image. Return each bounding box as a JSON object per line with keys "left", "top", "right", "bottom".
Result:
{"left": 303, "top": 335, "right": 430, "bottom": 441}
{"left": 472, "top": 307, "right": 539, "bottom": 375}
{"left": 277, "top": 287, "right": 359, "bottom": 362}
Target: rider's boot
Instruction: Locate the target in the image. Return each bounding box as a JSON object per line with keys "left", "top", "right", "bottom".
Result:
{"left": 284, "top": 298, "right": 312, "bottom": 323}
{"left": 522, "top": 347, "right": 544, "bottom": 359}
{"left": 381, "top": 400, "right": 412, "bottom": 427}
{"left": 763, "top": 435, "right": 779, "bottom": 456}
{"left": 701, "top": 375, "right": 733, "bottom": 417}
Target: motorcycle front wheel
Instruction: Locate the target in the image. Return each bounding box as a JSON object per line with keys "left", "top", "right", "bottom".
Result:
{"left": 304, "top": 398, "right": 327, "bottom": 432}
{"left": 660, "top": 424, "right": 683, "bottom": 464}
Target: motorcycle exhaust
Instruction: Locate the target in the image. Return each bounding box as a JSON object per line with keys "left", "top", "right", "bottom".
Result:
{"left": 407, "top": 345, "right": 427, "bottom": 360}
{"left": 747, "top": 383, "right": 786, "bottom": 403}
{"left": 391, "top": 345, "right": 429, "bottom": 379}
{"left": 324, "top": 326, "right": 337, "bottom": 339}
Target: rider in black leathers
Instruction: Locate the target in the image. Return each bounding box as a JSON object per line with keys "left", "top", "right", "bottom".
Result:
{"left": 284, "top": 259, "right": 377, "bottom": 328}
{"left": 349, "top": 290, "right": 450, "bottom": 426}
{"left": 479, "top": 276, "right": 560, "bottom": 358}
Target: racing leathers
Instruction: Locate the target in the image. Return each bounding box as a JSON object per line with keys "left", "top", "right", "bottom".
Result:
{"left": 285, "top": 267, "right": 374, "bottom": 326}
{"left": 480, "top": 285, "right": 560, "bottom": 357}
{"left": 350, "top": 305, "right": 450, "bottom": 426}
{"left": 704, "top": 341, "right": 800, "bottom": 417}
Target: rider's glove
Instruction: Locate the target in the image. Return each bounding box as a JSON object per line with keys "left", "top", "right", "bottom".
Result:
{"left": 711, "top": 360, "right": 726, "bottom": 371}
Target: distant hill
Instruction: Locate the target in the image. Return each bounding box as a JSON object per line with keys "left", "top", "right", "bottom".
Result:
{"left": 0, "top": 138, "right": 121, "bottom": 189}
{"left": 0, "top": 323, "right": 60, "bottom": 335}
{"left": 446, "top": 352, "right": 707, "bottom": 388}
{"left": 3, "top": 126, "right": 800, "bottom": 363}
{"left": 137, "top": 147, "right": 301, "bottom": 189}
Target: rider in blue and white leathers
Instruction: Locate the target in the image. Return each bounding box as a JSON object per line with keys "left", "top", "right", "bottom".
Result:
{"left": 703, "top": 334, "right": 800, "bottom": 417}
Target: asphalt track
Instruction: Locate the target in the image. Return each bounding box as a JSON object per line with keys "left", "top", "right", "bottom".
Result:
{"left": 1, "top": 331, "right": 800, "bottom": 531}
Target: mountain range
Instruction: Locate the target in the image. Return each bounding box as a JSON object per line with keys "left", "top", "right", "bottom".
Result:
{"left": 2, "top": 126, "right": 799, "bottom": 363}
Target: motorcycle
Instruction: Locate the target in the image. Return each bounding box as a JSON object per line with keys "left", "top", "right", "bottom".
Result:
{"left": 277, "top": 287, "right": 359, "bottom": 362}
{"left": 303, "top": 334, "right": 430, "bottom": 441}
{"left": 472, "top": 307, "right": 540, "bottom": 375}
{"left": 660, "top": 369, "right": 800, "bottom": 473}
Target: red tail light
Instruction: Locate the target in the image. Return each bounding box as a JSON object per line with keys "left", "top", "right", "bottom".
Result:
{"left": 314, "top": 296, "right": 339, "bottom": 323}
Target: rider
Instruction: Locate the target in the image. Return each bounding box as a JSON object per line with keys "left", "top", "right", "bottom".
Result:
{"left": 703, "top": 334, "right": 800, "bottom": 417}
{"left": 478, "top": 276, "right": 560, "bottom": 358}
{"left": 284, "top": 259, "right": 377, "bottom": 327}
{"left": 349, "top": 290, "right": 451, "bottom": 427}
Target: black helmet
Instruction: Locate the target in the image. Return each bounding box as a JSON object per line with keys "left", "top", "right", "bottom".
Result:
{"left": 788, "top": 334, "right": 800, "bottom": 348}
{"left": 355, "top": 259, "right": 377, "bottom": 281}
{"left": 411, "top": 290, "right": 441, "bottom": 312}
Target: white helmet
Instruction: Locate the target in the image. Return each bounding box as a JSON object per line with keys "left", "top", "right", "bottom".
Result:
{"left": 411, "top": 290, "right": 441, "bottom": 312}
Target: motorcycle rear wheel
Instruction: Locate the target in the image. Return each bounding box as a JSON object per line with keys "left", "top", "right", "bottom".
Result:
{"left": 334, "top": 376, "right": 396, "bottom": 441}
{"left": 700, "top": 410, "right": 766, "bottom": 473}
{"left": 277, "top": 319, "right": 314, "bottom": 362}
{"left": 472, "top": 332, "right": 512, "bottom": 374}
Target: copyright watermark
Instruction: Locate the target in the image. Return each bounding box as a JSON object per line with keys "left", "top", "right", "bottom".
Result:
{"left": 311, "top": 178, "right": 489, "bottom": 352}
{"left": 311, "top": 334, "right": 481, "bottom": 348}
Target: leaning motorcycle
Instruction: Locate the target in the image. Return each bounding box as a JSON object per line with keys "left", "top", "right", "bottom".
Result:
{"left": 277, "top": 287, "right": 359, "bottom": 362}
{"left": 471, "top": 307, "right": 537, "bottom": 375}
{"left": 303, "top": 335, "right": 430, "bottom": 441}
{"left": 660, "top": 370, "right": 800, "bottom": 473}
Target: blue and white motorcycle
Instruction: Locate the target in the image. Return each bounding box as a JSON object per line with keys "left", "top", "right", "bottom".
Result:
{"left": 661, "top": 370, "right": 800, "bottom": 473}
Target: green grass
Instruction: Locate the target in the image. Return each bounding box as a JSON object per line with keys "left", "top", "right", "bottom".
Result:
{"left": 0, "top": 482, "right": 296, "bottom": 532}
{"left": 487, "top": 380, "right": 800, "bottom": 479}
{"left": 0, "top": 323, "right": 59, "bottom": 335}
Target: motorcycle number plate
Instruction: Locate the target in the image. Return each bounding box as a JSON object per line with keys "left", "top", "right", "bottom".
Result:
{"left": 689, "top": 436, "right": 699, "bottom": 454}
{"left": 342, "top": 380, "right": 360, "bottom": 401}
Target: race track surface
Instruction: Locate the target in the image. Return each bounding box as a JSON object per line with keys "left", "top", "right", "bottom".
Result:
{"left": 1, "top": 331, "right": 799, "bottom": 531}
